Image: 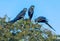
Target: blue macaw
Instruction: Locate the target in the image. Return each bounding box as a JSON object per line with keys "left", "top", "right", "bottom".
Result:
{"left": 35, "top": 16, "right": 55, "bottom": 31}
{"left": 9, "top": 8, "right": 27, "bottom": 23}
{"left": 28, "top": 5, "right": 35, "bottom": 20}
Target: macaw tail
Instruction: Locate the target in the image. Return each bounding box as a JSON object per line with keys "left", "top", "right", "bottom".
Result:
{"left": 45, "top": 22, "right": 55, "bottom": 31}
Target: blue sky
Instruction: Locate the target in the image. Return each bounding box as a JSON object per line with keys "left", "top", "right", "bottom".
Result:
{"left": 0, "top": 0, "right": 60, "bottom": 34}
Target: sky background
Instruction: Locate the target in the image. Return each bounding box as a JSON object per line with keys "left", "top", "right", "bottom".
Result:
{"left": 0, "top": 0, "right": 60, "bottom": 34}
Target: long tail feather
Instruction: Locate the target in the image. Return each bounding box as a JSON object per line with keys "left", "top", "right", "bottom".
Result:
{"left": 45, "top": 22, "right": 55, "bottom": 31}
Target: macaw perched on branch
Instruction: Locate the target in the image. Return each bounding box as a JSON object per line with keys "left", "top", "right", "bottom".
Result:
{"left": 35, "top": 16, "right": 55, "bottom": 31}
{"left": 9, "top": 8, "right": 27, "bottom": 23}
{"left": 28, "top": 5, "right": 35, "bottom": 20}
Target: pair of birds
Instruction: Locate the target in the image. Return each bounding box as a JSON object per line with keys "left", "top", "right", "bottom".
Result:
{"left": 9, "top": 5, "right": 55, "bottom": 31}
{"left": 9, "top": 5, "right": 34, "bottom": 23}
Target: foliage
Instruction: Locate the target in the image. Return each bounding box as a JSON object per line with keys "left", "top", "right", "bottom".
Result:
{"left": 0, "top": 16, "right": 56, "bottom": 41}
